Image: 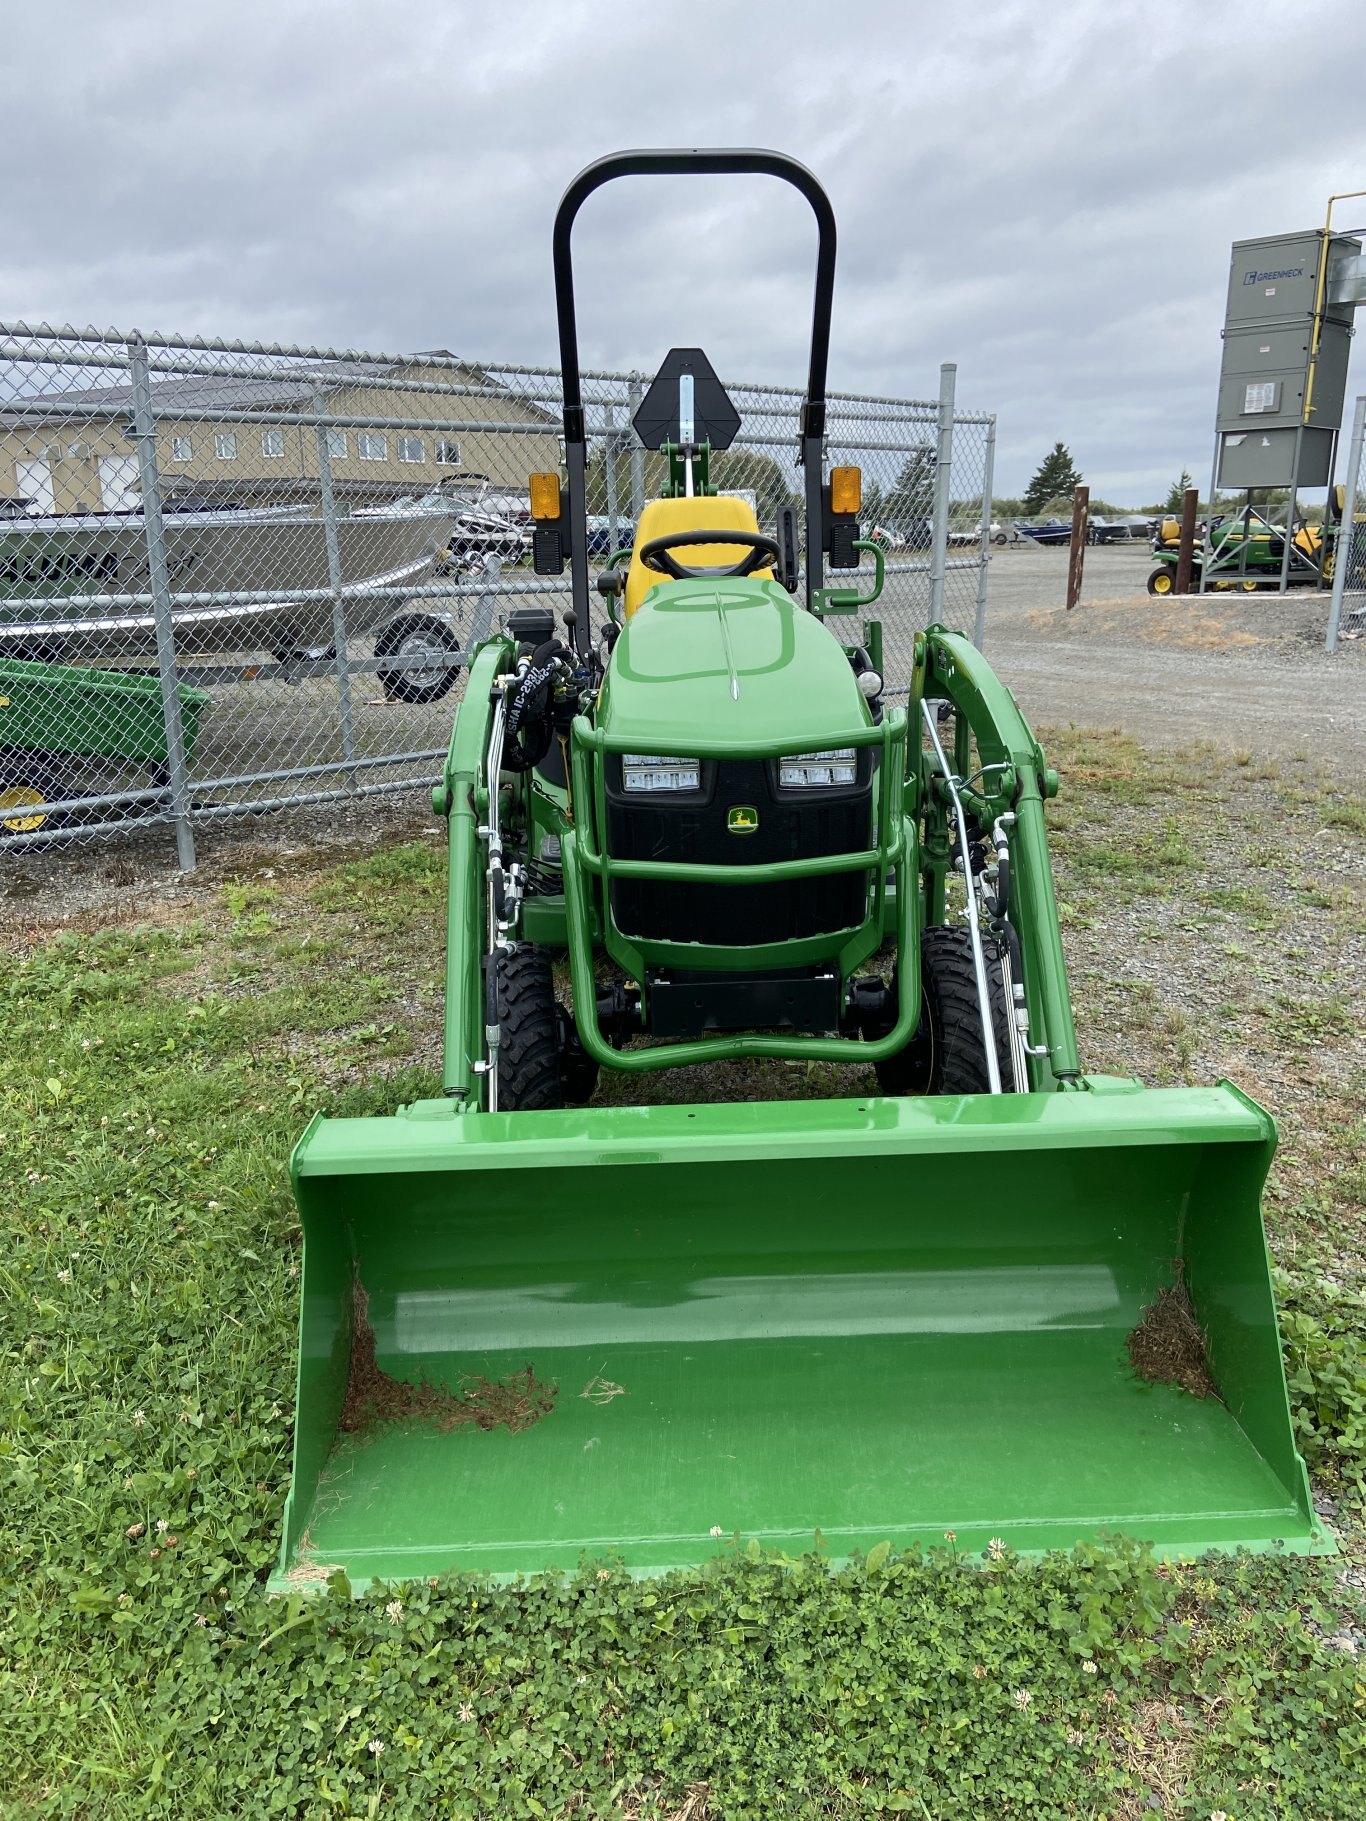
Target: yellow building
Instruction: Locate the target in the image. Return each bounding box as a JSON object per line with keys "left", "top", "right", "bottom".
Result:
{"left": 0, "top": 356, "right": 560, "bottom": 515}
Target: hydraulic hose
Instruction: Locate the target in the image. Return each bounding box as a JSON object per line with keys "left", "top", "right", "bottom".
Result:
{"left": 503, "top": 640, "right": 567, "bottom": 771}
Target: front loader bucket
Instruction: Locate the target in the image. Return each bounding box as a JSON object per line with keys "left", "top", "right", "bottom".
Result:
{"left": 272, "top": 1082, "right": 1326, "bottom": 1589}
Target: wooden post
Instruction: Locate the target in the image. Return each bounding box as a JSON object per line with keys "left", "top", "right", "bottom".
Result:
{"left": 1065, "top": 485, "right": 1090, "bottom": 609}
{"left": 1174, "top": 486, "right": 1199, "bottom": 595}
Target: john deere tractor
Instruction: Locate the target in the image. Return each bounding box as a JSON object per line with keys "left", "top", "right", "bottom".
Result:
{"left": 273, "top": 151, "right": 1324, "bottom": 1588}
{"left": 1148, "top": 495, "right": 1347, "bottom": 594}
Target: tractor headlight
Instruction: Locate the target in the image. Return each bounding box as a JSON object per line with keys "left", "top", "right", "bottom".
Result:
{"left": 621, "top": 754, "right": 701, "bottom": 792}
{"left": 779, "top": 748, "right": 857, "bottom": 789}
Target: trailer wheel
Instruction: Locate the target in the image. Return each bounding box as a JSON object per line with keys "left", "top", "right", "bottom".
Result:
{"left": 875, "top": 925, "right": 1013, "bottom": 1097}
{"left": 494, "top": 945, "right": 567, "bottom": 1111}
{"left": 376, "top": 615, "right": 462, "bottom": 705}
{"left": 1147, "top": 567, "right": 1175, "bottom": 596}
{"left": 0, "top": 750, "right": 64, "bottom": 836}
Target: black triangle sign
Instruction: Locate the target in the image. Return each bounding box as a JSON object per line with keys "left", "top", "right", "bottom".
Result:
{"left": 632, "top": 347, "right": 741, "bottom": 451}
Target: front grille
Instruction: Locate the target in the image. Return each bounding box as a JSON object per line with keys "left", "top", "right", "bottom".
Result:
{"left": 604, "top": 755, "right": 873, "bottom": 946}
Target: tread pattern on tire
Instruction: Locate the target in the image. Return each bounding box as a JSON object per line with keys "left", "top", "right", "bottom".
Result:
{"left": 919, "top": 924, "right": 1012, "bottom": 1095}
{"left": 875, "top": 924, "right": 1013, "bottom": 1096}
{"left": 495, "top": 945, "right": 564, "bottom": 1111}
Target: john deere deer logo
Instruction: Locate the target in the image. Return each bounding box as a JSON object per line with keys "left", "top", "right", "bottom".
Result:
{"left": 726, "top": 805, "right": 759, "bottom": 835}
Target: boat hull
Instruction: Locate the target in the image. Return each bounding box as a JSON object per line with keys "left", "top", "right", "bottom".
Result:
{"left": 0, "top": 506, "right": 456, "bottom": 663}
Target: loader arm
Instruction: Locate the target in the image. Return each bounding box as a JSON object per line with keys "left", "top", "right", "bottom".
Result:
{"left": 917, "top": 626, "right": 1081, "bottom": 1088}
{"left": 436, "top": 636, "right": 513, "bottom": 1104}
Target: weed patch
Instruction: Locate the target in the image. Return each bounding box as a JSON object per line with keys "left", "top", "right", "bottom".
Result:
{"left": 1276, "top": 1269, "right": 1366, "bottom": 1480}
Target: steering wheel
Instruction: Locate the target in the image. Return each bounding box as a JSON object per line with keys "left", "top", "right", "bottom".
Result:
{"left": 639, "top": 529, "right": 782, "bottom": 580}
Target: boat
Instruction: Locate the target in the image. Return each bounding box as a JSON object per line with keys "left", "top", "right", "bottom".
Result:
{"left": 0, "top": 498, "right": 457, "bottom": 664}
{"left": 1015, "top": 519, "right": 1072, "bottom": 545}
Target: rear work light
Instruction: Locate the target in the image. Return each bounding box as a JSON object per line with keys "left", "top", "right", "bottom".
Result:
{"left": 621, "top": 754, "right": 701, "bottom": 792}
{"left": 779, "top": 748, "right": 857, "bottom": 789}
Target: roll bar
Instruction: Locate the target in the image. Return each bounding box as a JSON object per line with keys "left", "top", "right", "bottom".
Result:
{"left": 552, "top": 149, "right": 838, "bottom": 647}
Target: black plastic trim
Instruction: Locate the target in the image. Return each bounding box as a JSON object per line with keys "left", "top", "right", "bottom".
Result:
{"left": 552, "top": 149, "right": 838, "bottom": 646}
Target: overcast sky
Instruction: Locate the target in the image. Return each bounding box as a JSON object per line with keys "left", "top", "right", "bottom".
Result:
{"left": 7, "top": 0, "right": 1366, "bottom": 503}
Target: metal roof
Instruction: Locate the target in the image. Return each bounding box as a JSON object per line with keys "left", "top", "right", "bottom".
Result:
{"left": 0, "top": 358, "right": 558, "bottom": 428}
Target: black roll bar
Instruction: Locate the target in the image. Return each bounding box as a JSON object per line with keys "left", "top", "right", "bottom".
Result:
{"left": 552, "top": 149, "right": 838, "bottom": 649}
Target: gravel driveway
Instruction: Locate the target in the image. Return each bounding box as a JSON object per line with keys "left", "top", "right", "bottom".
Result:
{"left": 920, "top": 545, "right": 1366, "bottom": 778}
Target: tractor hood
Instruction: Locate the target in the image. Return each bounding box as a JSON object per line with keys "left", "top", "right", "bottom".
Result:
{"left": 597, "top": 578, "right": 871, "bottom": 752}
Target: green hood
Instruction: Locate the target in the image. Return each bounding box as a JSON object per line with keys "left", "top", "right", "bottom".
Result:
{"left": 598, "top": 577, "right": 871, "bottom": 752}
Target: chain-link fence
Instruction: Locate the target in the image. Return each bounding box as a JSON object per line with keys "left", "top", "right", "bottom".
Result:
{"left": 1327, "top": 392, "right": 1366, "bottom": 653}
{"left": 0, "top": 324, "right": 995, "bottom": 866}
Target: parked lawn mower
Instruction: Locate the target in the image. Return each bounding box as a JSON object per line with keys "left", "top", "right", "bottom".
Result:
{"left": 1147, "top": 494, "right": 1350, "bottom": 595}
{"left": 272, "top": 150, "right": 1324, "bottom": 1589}
{"left": 0, "top": 656, "right": 209, "bottom": 836}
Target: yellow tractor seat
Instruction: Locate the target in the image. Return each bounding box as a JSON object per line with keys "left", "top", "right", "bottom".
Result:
{"left": 623, "top": 494, "right": 772, "bottom": 618}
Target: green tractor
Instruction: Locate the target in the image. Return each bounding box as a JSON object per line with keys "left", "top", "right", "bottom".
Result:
{"left": 1147, "top": 496, "right": 1345, "bottom": 595}
{"left": 273, "top": 151, "right": 1324, "bottom": 1588}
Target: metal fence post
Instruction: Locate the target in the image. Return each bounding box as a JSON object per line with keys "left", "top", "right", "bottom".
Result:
{"left": 126, "top": 334, "right": 196, "bottom": 871}
{"left": 1278, "top": 424, "right": 1304, "bottom": 595}
{"left": 604, "top": 403, "right": 621, "bottom": 552}
{"left": 1174, "top": 486, "right": 1199, "bottom": 596}
{"left": 974, "top": 415, "right": 996, "bottom": 650}
{"left": 469, "top": 554, "right": 501, "bottom": 648}
{"left": 928, "top": 362, "right": 956, "bottom": 626}
{"left": 627, "top": 373, "right": 645, "bottom": 523}
{"left": 1201, "top": 440, "right": 1220, "bottom": 594}
{"left": 313, "top": 387, "right": 358, "bottom": 790}
{"left": 1327, "top": 392, "right": 1365, "bottom": 653}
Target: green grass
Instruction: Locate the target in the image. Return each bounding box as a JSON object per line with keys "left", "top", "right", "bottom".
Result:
{"left": 3, "top": 755, "right": 1366, "bottom": 1817}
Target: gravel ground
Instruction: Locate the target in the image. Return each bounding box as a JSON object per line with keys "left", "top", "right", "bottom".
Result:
{"left": 974, "top": 545, "right": 1366, "bottom": 775}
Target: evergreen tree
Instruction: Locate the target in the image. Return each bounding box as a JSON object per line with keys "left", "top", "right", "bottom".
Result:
{"left": 1022, "top": 443, "right": 1083, "bottom": 516}
{"left": 884, "top": 446, "right": 937, "bottom": 544}
{"left": 709, "top": 447, "right": 802, "bottom": 523}
{"left": 860, "top": 477, "right": 887, "bottom": 528}
{"left": 1163, "top": 469, "right": 1195, "bottom": 513}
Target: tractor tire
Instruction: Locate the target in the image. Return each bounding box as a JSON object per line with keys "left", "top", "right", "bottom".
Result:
{"left": 875, "top": 924, "right": 1013, "bottom": 1097}
{"left": 493, "top": 945, "right": 566, "bottom": 1111}
{"left": 376, "top": 615, "right": 462, "bottom": 705}
{"left": 1147, "top": 566, "right": 1176, "bottom": 596}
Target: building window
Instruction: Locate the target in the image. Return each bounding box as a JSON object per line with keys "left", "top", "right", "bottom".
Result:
{"left": 215, "top": 432, "right": 237, "bottom": 461}
{"left": 170, "top": 436, "right": 192, "bottom": 462}
{"left": 261, "top": 428, "right": 285, "bottom": 458}
{"left": 325, "top": 429, "right": 348, "bottom": 458}
{"left": 397, "top": 435, "right": 425, "bottom": 463}
{"left": 358, "top": 433, "right": 387, "bottom": 461}
{"left": 435, "top": 439, "right": 461, "bottom": 465}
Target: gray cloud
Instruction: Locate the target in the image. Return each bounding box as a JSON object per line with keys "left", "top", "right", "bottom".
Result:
{"left": 6, "top": 0, "right": 1365, "bottom": 500}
